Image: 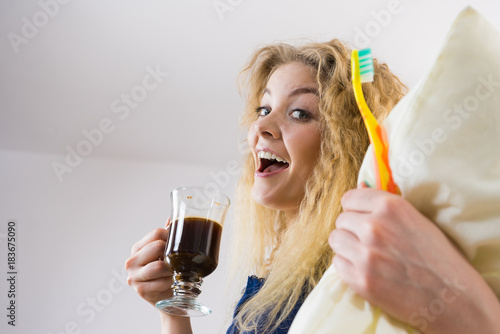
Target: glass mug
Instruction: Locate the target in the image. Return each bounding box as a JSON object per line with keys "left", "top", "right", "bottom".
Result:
{"left": 155, "top": 187, "right": 230, "bottom": 317}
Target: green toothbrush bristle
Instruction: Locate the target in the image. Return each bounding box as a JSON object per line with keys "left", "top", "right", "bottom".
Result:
{"left": 358, "top": 48, "right": 374, "bottom": 83}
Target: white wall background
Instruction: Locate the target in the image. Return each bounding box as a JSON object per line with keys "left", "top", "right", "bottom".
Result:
{"left": 0, "top": 149, "right": 241, "bottom": 334}
{"left": 1, "top": 1, "right": 499, "bottom": 333}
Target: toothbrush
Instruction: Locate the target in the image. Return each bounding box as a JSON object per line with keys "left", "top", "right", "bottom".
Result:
{"left": 351, "top": 48, "right": 399, "bottom": 194}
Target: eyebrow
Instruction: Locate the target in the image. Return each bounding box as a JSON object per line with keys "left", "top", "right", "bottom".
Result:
{"left": 263, "top": 86, "right": 319, "bottom": 98}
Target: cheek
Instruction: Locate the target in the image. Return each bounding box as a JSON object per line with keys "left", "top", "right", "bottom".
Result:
{"left": 302, "top": 145, "right": 321, "bottom": 174}
{"left": 247, "top": 122, "right": 258, "bottom": 146}
{"left": 290, "top": 127, "right": 322, "bottom": 170}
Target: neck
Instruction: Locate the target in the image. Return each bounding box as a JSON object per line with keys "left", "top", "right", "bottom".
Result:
{"left": 283, "top": 209, "right": 298, "bottom": 225}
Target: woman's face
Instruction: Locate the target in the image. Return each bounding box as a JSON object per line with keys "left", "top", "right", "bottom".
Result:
{"left": 247, "top": 62, "right": 322, "bottom": 219}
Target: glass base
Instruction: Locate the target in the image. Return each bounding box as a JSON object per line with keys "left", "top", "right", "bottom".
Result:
{"left": 156, "top": 297, "right": 212, "bottom": 317}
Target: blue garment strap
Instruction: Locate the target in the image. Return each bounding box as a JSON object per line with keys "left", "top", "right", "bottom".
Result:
{"left": 226, "top": 276, "right": 306, "bottom": 334}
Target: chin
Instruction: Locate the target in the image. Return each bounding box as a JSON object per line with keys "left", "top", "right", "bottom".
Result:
{"left": 251, "top": 184, "right": 296, "bottom": 211}
{"left": 252, "top": 185, "right": 278, "bottom": 209}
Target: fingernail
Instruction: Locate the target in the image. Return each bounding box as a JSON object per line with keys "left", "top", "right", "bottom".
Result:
{"left": 359, "top": 180, "right": 371, "bottom": 188}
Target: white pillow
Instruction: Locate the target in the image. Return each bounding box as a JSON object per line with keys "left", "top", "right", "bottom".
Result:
{"left": 289, "top": 6, "right": 500, "bottom": 334}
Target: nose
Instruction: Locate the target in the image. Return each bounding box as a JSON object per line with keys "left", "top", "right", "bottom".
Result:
{"left": 253, "top": 110, "right": 282, "bottom": 140}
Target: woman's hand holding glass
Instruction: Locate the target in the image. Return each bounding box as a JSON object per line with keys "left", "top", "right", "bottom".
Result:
{"left": 125, "top": 220, "right": 193, "bottom": 333}
{"left": 126, "top": 220, "right": 174, "bottom": 307}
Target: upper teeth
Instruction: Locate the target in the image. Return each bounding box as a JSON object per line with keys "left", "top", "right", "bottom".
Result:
{"left": 257, "top": 151, "right": 288, "bottom": 163}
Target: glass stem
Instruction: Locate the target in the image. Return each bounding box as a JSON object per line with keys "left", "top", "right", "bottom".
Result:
{"left": 171, "top": 272, "right": 203, "bottom": 298}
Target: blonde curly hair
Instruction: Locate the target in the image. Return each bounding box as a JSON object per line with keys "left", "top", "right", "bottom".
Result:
{"left": 230, "top": 39, "right": 407, "bottom": 332}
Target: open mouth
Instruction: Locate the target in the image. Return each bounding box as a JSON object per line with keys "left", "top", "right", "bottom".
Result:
{"left": 257, "top": 151, "right": 290, "bottom": 174}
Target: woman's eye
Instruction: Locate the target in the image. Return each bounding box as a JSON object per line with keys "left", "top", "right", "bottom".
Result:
{"left": 290, "top": 109, "right": 310, "bottom": 120}
{"left": 256, "top": 107, "right": 271, "bottom": 116}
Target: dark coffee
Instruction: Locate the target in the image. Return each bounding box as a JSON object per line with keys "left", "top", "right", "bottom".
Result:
{"left": 165, "top": 217, "right": 223, "bottom": 278}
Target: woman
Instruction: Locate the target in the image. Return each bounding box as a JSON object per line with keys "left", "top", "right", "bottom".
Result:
{"left": 125, "top": 39, "right": 500, "bottom": 333}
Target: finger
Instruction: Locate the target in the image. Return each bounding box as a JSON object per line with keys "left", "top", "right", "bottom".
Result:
{"left": 341, "top": 187, "right": 395, "bottom": 213}
{"left": 165, "top": 217, "right": 171, "bottom": 228}
{"left": 134, "top": 278, "right": 172, "bottom": 293}
{"left": 131, "top": 227, "right": 170, "bottom": 255}
{"left": 333, "top": 254, "right": 375, "bottom": 301}
{"left": 133, "top": 239, "right": 168, "bottom": 267}
{"left": 329, "top": 228, "right": 363, "bottom": 263}
{"left": 332, "top": 254, "right": 356, "bottom": 284}
{"left": 133, "top": 278, "right": 173, "bottom": 301}
{"left": 336, "top": 211, "right": 391, "bottom": 248}
{"left": 132, "top": 260, "right": 173, "bottom": 283}
{"left": 335, "top": 211, "right": 372, "bottom": 243}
